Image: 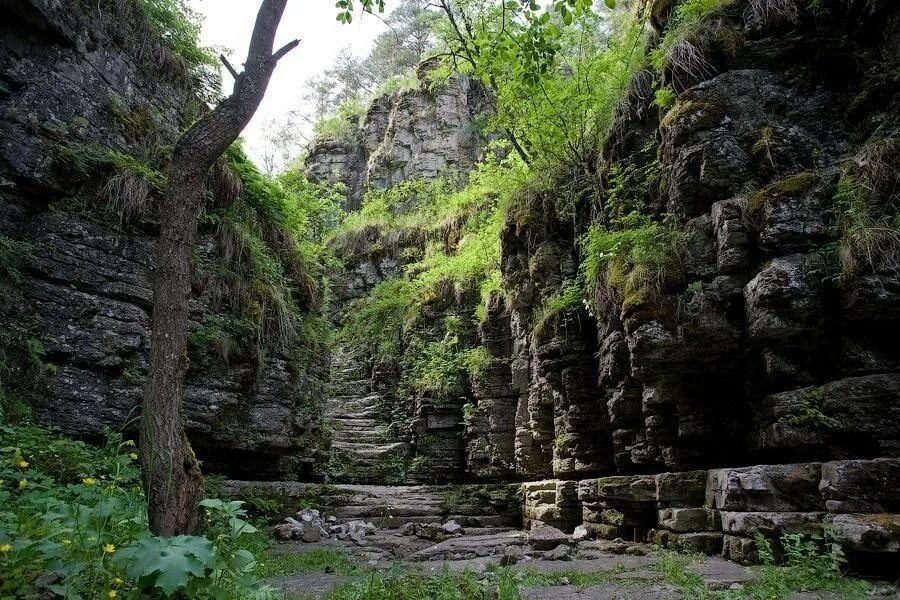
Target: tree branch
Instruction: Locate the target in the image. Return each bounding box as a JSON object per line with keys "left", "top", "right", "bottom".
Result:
{"left": 273, "top": 39, "right": 301, "bottom": 62}
{"left": 219, "top": 54, "right": 239, "bottom": 79}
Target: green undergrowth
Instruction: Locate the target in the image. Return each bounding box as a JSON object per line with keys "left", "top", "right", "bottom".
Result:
{"left": 0, "top": 425, "right": 279, "bottom": 599}
{"left": 581, "top": 211, "right": 686, "bottom": 312}
{"left": 191, "top": 142, "right": 343, "bottom": 369}
{"left": 650, "top": 0, "right": 739, "bottom": 78}
{"left": 257, "top": 549, "right": 359, "bottom": 579}
{"left": 833, "top": 137, "right": 900, "bottom": 281}
{"left": 333, "top": 148, "right": 527, "bottom": 378}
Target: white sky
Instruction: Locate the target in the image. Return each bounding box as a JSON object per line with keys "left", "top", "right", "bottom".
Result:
{"left": 189, "top": 0, "right": 391, "bottom": 166}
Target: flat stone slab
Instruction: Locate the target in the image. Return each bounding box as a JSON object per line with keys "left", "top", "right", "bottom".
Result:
{"left": 521, "top": 583, "right": 679, "bottom": 599}
{"left": 409, "top": 530, "right": 526, "bottom": 560}
{"left": 688, "top": 556, "right": 756, "bottom": 589}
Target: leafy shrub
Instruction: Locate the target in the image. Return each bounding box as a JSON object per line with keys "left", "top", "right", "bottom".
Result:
{"left": 532, "top": 280, "right": 586, "bottom": 340}
{"left": 739, "top": 530, "right": 870, "bottom": 599}
{"left": 312, "top": 97, "right": 368, "bottom": 142}
{"left": 0, "top": 426, "right": 276, "bottom": 599}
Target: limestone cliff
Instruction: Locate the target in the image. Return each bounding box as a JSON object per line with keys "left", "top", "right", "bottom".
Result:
{"left": 0, "top": 0, "right": 325, "bottom": 479}
{"left": 306, "top": 68, "right": 488, "bottom": 210}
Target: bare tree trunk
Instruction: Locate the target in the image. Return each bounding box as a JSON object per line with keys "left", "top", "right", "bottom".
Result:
{"left": 141, "top": 0, "right": 299, "bottom": 536}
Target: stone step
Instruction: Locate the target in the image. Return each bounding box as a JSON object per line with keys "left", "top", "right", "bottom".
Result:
{"left": 331, "top": 441, "right": 407, "bottom": 458}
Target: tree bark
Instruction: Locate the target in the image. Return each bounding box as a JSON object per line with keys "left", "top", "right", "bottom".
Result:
{"left": 141, "top": 0, "right": 299, "bottom": 536}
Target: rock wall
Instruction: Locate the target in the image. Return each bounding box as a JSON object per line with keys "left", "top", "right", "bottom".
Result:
{"left": 314, "top": 0, "right": 899, "bottom": 571}
{"left": 523, "top": 458, "right": 899, "bottom": 572}
{"left": 306, "top": 67, "right": 488, "bottom": 210}
{"left": 495, "top": 0, "right": 900, "bottom": 477}
{"left": 0, "top": 0, "right": 325, "bottom": 479}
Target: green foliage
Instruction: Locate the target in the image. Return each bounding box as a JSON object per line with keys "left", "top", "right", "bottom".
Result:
{"left": 833, "top": 137, "right": 900, "bottom": 281}
{"left": 650, "top": 0, "right": 738, "bottom": 76}
{"left": 532, "top": 280, "right": 586, "bottom": 339}
{"left": 654, "top": 86, "right": 677, "bottom": 109}
{"left": 60, "top": 144, "right": 168, "bottom": 191}
{"left": 433, "top": 1, "right": 647, "bottom": 171}
{"left": 0, "top": 426, "right": 277, "bottom": 599}
{"left": 135, "top": 0, "right": 220, "bottom": 101}
{"left": 779, "top": 387, "right": 840, "bottom": 430}
{"left": 257, "top": 549, "right": 359, "bottom": 578}
{"left": 327, "top": 567, "right": 519, "bottom": 600}
{"left": 731, "top": 531, "right": 870, "bottom": 600}
{"left": 0, "top": 329, "right": 55, "bottom": 425}
{"left": 338, "top": 279, "right": 417, "bottom": 358}
{"left": 406, "top": 317, "right": 472, "bottom": 395}
{"left": 335, "top": 151, "right": 527, "bottom": 366}
{"left": 200, "top": 142, "right": 340, "bottom": 367}
{"left": 582, "top": 212, "right": 685, "bottom": 311}
{"left": 375, "top": 70, "right": 422, "bottom": 97}
{"left": 312, "top": 97, "right": 368, "bottom": 142}
{"left": 0, "top": 234, "right": 33, "bottom": 284}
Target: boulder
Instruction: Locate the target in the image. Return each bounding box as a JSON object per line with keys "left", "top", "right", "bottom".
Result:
{"left": 528, "top": 525, "right": 570, "bottom": 551}
{"left": 708, "top": 463, "right": 823, "bottom": 512}
{"left": 720, "top": 512, "right": 826, "bottom": 537}
{"left": 826, "top": 514, "right": 900, "bottom": 553}
{"left": 572, "top": 525, "right": 591, "bottom": 542}
{"left": 820, "top": 458, "right": 900, "bottom": 513}
{"left": 441, "top": 520, "right": 464, "bottom": 536}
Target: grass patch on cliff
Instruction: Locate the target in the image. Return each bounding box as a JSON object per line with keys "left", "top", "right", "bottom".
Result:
{"left": 582, "top": 212, "right": 685, "bottom": 312}
{"left": 0, "top": 234, "right": 33, "bottom": 284}
{"left": 834, "top": 137, "right": 900, "bottom": 281}
{"left": 195, "top": 142, "right": 342, "bottom": 367}
{"left": 650, "top": 0, "right": 740, "bottom": 90}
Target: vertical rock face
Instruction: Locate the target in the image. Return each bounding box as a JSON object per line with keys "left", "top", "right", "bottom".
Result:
{"left": 319, "top": 0, "right": 899, "bottom": 494}
{"left": 306, "top": 70, "right": 487, "bottom": 210}
{"left": 494, "top": 0, "right": 900, "bottom": 480}
{"left": 0, "top": 0, "right": 325, "bottom": 479}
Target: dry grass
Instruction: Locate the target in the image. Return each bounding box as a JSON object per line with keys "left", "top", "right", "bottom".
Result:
{"left": 836, "top": 137, "right": 900, "bottom": 280}
{"left": 208, "top": 158, "right": 242, "bottom": 208}
{"left": 100, "top": 169, "right": 154, "bottom": 227}
{"left": 743, "top": 0, "right": 800, "bottom": 28}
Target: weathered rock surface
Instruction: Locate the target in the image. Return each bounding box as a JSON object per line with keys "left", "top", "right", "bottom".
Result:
{"left": 306, "top": 70, "right": 486, "bottom": 210}
{"left": 0, "top": 0, "right": 325, "bottom": 479}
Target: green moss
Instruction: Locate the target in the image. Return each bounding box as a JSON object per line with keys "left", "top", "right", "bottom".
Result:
{"left": 748, "top": 172, "right": 818, "bottom": 219}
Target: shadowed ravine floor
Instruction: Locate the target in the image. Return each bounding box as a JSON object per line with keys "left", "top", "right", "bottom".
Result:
{"left": 261, "top": 531, "right": 899, "bottom": 599}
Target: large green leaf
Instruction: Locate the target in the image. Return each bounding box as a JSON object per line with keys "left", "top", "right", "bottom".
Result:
{"left": 115, "top": 535, "right": 216, "bottom": 597}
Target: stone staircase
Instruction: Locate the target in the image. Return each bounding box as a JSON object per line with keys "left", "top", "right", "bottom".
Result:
{"left": 223, "top": 480, "right": 522, "bottom": 528}
{"left": 325, "top": 345, "right": 408, "bottom": 482}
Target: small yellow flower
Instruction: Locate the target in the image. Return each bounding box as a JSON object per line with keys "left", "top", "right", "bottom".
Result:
{"left": 87, "top": 536, "right": 96, "bottom": 542}
{"left": 0, "top": 544, "right": 11, "bottom": 553}
{"left": 17, "top": 460, "right": 28, "bottom": 469}
{"left": 103, "top": 543, "right": 116, "bottom": 554}
{"left": 129, "top": 453, "right": 138, "bottom": 460}
{"left": 107, "top": 591, "right": 117, "bottom": 599}
{"left": 62, "top": 539, "right": 72, "bottom": 545}
{"left": 18, "top": 479, "right": 26, "bottom": 490}
{"left": 113, "top": 577, "right": 123, "bottom": 586}
{"left": 82, "top": 477, "right": 96, "bottom": 486}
